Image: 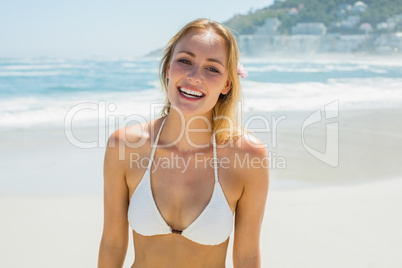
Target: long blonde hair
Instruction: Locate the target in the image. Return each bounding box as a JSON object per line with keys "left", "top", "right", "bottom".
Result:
{"left": 159, "top": 18, "right": 242, "bottom": 144}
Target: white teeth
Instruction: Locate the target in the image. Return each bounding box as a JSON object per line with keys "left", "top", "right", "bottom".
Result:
{"left": 179, "top": 87, "right": 203, "bottom": 97}
{"left": 182, "top": 92, "right": 199, "bottom": 98}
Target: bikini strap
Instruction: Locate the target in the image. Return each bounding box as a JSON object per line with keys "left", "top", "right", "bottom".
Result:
{"left": 148, "top": 118, "right": 218, "bottom": 182}
{"left": 147, "top": 117, "right": 166, "bottom": 170}
{"left": 212, "top": 133, "right": 218, "bottom": 183}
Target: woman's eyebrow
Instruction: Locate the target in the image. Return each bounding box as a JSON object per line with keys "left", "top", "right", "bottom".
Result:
{"left": 177, "top": 51, "right": 225, "bottom": 67}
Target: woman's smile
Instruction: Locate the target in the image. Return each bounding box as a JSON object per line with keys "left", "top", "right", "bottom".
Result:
{"left": 178, "top": 86, "right": 205, "bottom": 100}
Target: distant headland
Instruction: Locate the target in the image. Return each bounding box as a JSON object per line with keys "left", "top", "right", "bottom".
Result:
{"left": 224, "top": 0, "right": 402, "bottom": 55}
{"left": 145, "top": 0, "right": 402, "bottom": 57}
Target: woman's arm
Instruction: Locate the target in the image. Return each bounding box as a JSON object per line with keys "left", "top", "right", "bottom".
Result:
{"left": 232, "top": 137, "right": 269, "bottom": 268}
{"left": 98, "top": 130, "right": 129, "bottom": 268}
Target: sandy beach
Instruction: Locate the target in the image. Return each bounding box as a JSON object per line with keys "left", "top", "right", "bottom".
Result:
{"left": 1, "top": 178, "right": 401, "bottom": 268}
{"left": 0, "top": 107, "right": 401, "bottom": 267}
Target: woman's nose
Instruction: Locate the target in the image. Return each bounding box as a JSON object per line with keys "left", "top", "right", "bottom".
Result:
{"left": 186, "top": 66, "right": 202, "bottom": 84}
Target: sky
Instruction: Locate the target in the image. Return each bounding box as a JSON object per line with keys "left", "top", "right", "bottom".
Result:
{"left": 0, "top": 0, "right": 274, "bottom": 58}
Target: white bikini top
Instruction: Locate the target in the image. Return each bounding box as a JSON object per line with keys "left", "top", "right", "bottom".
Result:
{"left": 127, "top": 118, "right": 234, "bottom": 246}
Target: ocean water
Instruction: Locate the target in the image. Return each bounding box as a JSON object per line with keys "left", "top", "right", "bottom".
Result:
{"left": 1, "top": 56, "right": 402, "bottom": 128}
{"left": 1, "top": 56, "right": 402, "bottom": 195}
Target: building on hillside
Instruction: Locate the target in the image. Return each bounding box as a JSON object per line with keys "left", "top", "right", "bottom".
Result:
{"left": 374, "top": 33, "right": 402, "bottom": 53}
{"left": 238, "top": 35, "right": 276, "bottom": 56}
{"left": 377, "top": 22, "right": 395, "bottom": 31}
{"left": 338, "top": 3, "right": 352, "bottom": 12}
{"left": 388, "top": 14, "right": 402, "bottom": 24}
{"left": 359, "top": 23, "right": 373, "bottom": 34}
{"left": 288, "top": 8, "right": 298, "bottom": 16}
{"left": 238, "top": 33, "right": 402, "bottom": 55}
{"left": 337, "top": 3, "right": 352, "bottom": 17}
{"left": 291, "top": 23, "right": 327, "bottom": 35}
{"left": 287, "top": 35, "right": 322, "bottom": 53}
{"left": 340, "top": 16, "right": 360, "bottom": 29}
{"left": 337, "top": 35, "right": 369, "bottom": 52}
{"left": 254, "top": 18, "right": 281, "bottom": 35}
{"left": 320, "top": 34, "right": 369, "bottom": 53}
{"left": 352, "top": 1, "right": 367, "bottom": 13}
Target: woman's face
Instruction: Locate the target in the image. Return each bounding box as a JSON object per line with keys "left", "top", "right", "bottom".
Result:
{"left": 166, "top": 29, "right": 231, "bottom": 118}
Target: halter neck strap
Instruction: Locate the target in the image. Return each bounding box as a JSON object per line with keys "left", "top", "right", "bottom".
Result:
{"left": 212, "top": 133, "right": 218, "bottom": 183}
{"left": 148, "top": 117, "right": 166, "bottom": 170}
{"left": 147, "top": 117, "right": 219, "bottom": 183}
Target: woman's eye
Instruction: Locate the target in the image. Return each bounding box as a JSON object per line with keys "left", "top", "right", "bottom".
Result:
{"left": 207, "top": 67, "right": 219, "bottom": 73}
{"left": 178, "top": 59, "right": 191, "bottom": 64}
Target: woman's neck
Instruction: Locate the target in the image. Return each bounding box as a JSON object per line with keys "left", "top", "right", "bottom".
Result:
{"left": 161, "top": 109, "right": 214, "bottom": 152}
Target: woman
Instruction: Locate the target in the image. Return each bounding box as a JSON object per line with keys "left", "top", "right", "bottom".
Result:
{"left": 98, "top": 18, "right": 269, "bottom": 268}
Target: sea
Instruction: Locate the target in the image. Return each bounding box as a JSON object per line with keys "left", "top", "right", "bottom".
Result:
{"left": 1, "top": 56, "right": 402, "bottom": 129}
{"left": 1, "top": 55, "right": 402, "bottom": 195}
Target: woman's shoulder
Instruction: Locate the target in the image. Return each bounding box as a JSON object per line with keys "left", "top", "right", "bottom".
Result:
{"left": 107, "top": 118, "right": 164, "bottom": 148}
{"left": 104, "top": 118, "right": 165, "bottom": 162}
{"left": 223, "top": 129, "right": 268, "bottom": 159}
{"left": 219, "top": 130, "right": 269, "bottom": 182}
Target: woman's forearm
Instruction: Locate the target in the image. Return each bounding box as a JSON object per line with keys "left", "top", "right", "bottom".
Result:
{"left": 98, "top": 243, "right": 127, "bottom": 268}
{"left": 233, "top": 255, "right": 261, "bottom": 268}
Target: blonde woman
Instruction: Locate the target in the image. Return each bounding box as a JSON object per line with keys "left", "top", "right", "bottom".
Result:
{"left": 98, "top": 18, "right": 269, "bottom": 268}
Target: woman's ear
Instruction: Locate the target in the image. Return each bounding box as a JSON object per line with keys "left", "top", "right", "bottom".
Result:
{"left": 221, "top": 80, "right": 231, "bottom": 95}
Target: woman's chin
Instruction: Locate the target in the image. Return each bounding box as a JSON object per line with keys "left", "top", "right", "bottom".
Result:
{"left": 168, "top": 103, "right": 213, "bottom": 119}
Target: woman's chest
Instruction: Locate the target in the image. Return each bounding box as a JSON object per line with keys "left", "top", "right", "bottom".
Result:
{"left": 126, "top": 149, "right": 244, "bottom": 221}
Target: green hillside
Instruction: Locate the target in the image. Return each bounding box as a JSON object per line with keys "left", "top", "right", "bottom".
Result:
{"left": 224, "top": 0, "right": 402, "bottom": 34}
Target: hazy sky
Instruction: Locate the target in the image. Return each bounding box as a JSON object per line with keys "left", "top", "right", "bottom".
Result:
{"left": 1, "top": 0, "right": 274, "bottom": 58}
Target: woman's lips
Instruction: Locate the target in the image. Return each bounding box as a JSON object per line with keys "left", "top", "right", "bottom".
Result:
{"left": 178, "top": 86, "right": 205, "bottom": 100}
